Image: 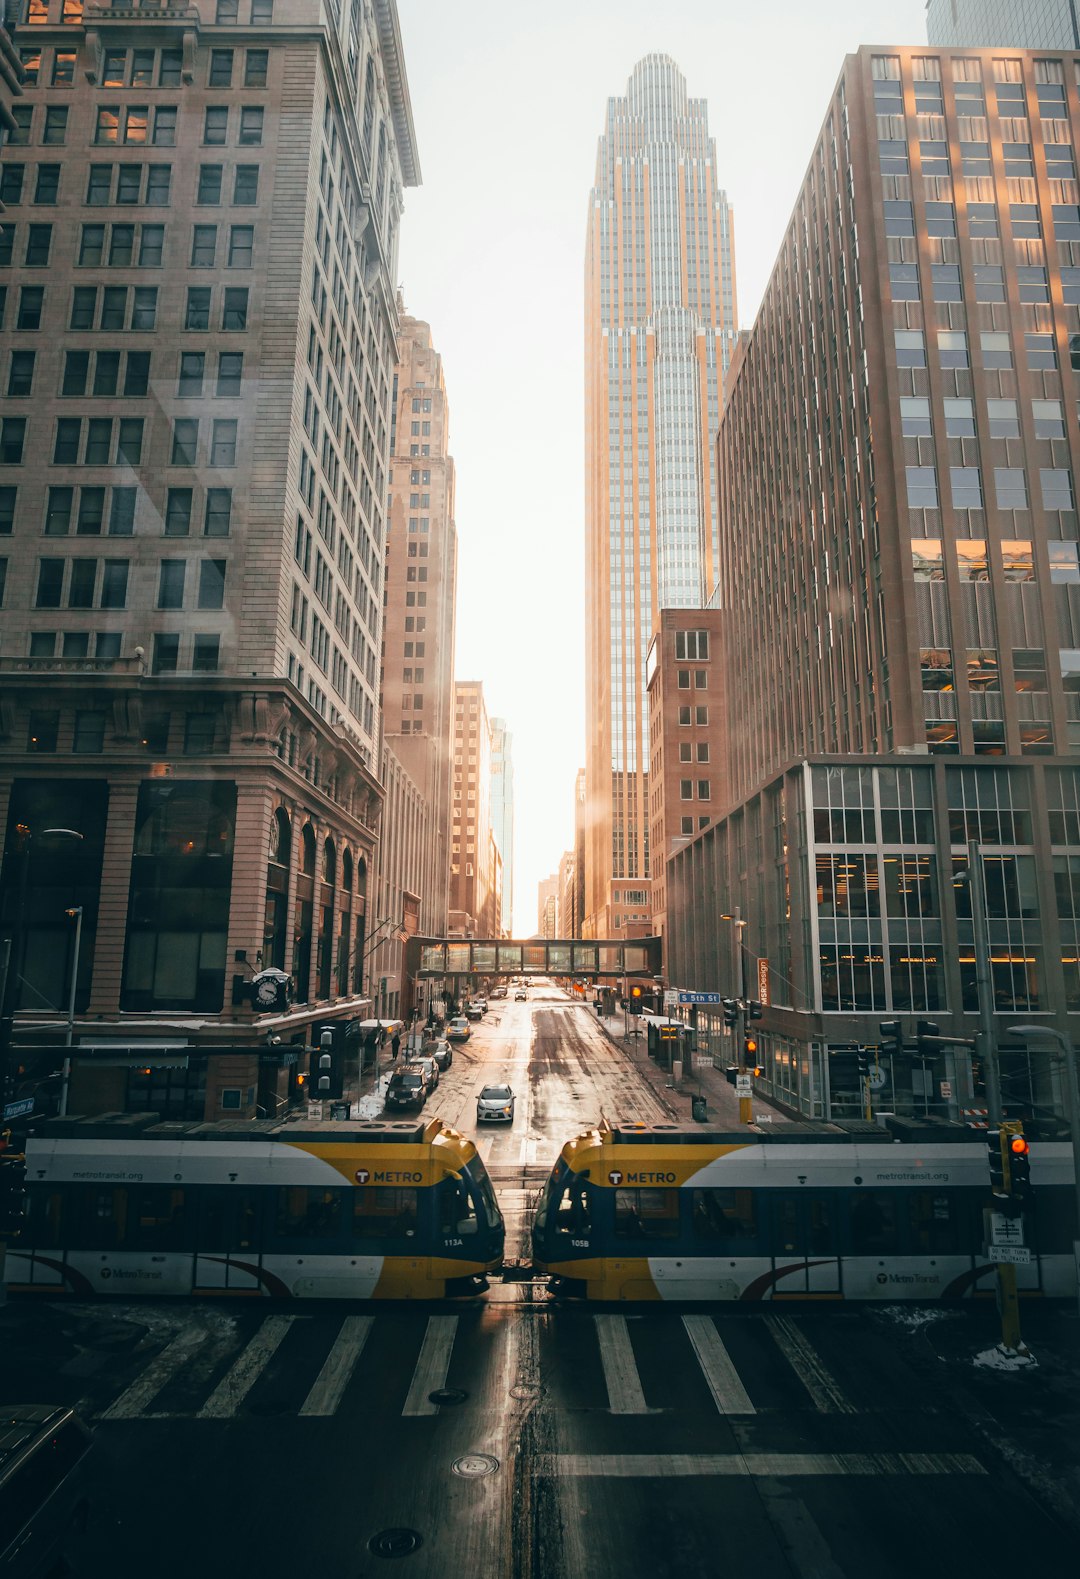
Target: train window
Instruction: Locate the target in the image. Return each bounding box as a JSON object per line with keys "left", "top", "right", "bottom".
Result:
{"left": 613, "top": 1188, "right": 680, "bottom": 1239}
{"left": 849, "top": 1191, "right": 899, "bottom": 1255}
{"left": 81, "top": 1186, "right": 128, "bottom": 1249}
{"left": 551, "top": 1181, "right": 590, "bottom": 1235}
{"left": 26, "top": 1185, "right": 67, "bottom": 1248}
{"left": 275, "top": 1186, "right": 343, "bottom": 1239}
{"left": 908, "top": 1190, "right": 958, "bottom": 1255}
{"left": 197, "top": 1188, "right": 261, "bottom": 1252}
{"left": 130, "top": 1186, "right": 188, "bottom": 1249}
{"left": 691, "top": 1189, "right": 756, "bottom": 1242}
{"left": 355, "top": 1186, "right": 419, "bottom": 1238}
{"left": 770, "top": 1194, "right": 834, "bottom": 1255}
{"left": 470, "top": 1164, "right": 502, "bottom": 1230}
{"left": 438, "top": 1179, "right": 478, "bottom": 1236}
{"left": 1031, "top": 1185, "right": 1077, "bottom": 1253}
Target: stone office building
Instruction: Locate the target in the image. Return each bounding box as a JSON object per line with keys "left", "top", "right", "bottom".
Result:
{"left": 0, "top": 0, "right": 419, "bottom": 1121}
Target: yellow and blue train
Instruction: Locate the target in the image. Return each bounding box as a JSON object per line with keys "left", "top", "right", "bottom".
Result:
{"left": 7, "top": 1114, "right": 504, "bottom": 1300}
{"left": 531, "top": 1120, "right": 1077, "bottom": 1302}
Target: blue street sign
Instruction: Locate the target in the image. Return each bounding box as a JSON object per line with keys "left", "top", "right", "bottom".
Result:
{"left": 678, "top": 992, "right": 723, "bottom": 1005}
{"left": 3, "top": 1097, "right": 35, "bottom": 1120}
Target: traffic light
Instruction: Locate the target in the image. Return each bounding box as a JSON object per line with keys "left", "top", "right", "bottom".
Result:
{"left": 747, "top": 1000, "right": 764, "bottom": 1021}
{"left": 987, "top": 1128, "right": 1009, "bottom": 1198}
{"left": 722, "top": 998, "right": 738, "bottom": 1028}
{"left": 878, "top": 1021, "right": 903, "bottom": 1059}
{"left": 743, "top": 1035, "right": 762, "bottom": 1075}
{"left": 312, "top": 1026, "right": 342, "bottom": 1098}
{"left": 916, "top": 1020, "right": 940, "bottom": 1059}
{"left": 0, "top": 1151, "right": 27, "bottom": 1239}
{"left": 630, "top": 986, "right": 643, "bottom": 1015}
{"left": 1006, "top": 1126, "right": 1032, "bottom": 1205}
{"left": 857, "top": 1048, "right": 869, "bottom": 1079}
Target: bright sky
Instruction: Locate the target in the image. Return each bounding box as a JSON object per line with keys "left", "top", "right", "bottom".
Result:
{"left": 394, "top": 0, "right": 929, "bottom": 935}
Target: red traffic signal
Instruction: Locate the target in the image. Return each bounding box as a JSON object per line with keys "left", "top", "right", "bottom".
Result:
{"left": 1008, "top": 1134, "right": 1029, "bottom": 1158}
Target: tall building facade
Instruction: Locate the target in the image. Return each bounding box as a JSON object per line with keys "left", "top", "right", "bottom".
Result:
{"left": 537, "top": 872, "right": 558, "bottom": 938}
{"left": 489, "top": 716, "right": 513, "bottom": 936}
{"left": 382, "top": 310, "right": 458, "bottom": 938}
{"left": 0, "top": 0, "right": 419, "bottom": 1119}
{"left": 450, "top": 680, "right": 497, "bottom": 936}
{"left": 927, "top": 0, "right": 1080, "bottom": 50}
{"left": 668, "top": 45, "right": 1080, "bottom": 1127}
{"left": 583, "top": 54, "right": 737, "bottom": 941}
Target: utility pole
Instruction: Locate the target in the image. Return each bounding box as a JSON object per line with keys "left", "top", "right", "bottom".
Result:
{"left": 967, "top": 840, "right": 1028, "bottom": 1358}
{"left": 733, "top": 907, "right": 750, "bottom": 1125}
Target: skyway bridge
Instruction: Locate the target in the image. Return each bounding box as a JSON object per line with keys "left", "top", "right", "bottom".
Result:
{"left": 404, "top": 936, "right": 662, "bottom": 982}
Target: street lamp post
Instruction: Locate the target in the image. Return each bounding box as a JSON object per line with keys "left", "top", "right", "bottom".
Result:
{"left": 58, "top": 906, "right": 83, "bottom": 1118}
{"left": 1007, "top": 1022, "right": 1080, "bottom": 1318}
{"left": 719, "top": 909, "right": 750, "bottom": 1123}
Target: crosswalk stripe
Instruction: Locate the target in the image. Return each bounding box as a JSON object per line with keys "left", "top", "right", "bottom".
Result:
{"left": 299, "top": 1315, "right": 373, "bottom": 1417}
{"left": 402, "top": 1315, "right": 458, "bottom": 1416}
{"left": 196, "top": 1315, "right": 296, "bottom": 1419}
{"left": 532, "top": 1452, "right": 987, "bottom": 1478}
{"left": 99, "top": 1325, "right": 208, "bottom": 1420}
{"left": 766, "top": 1315, "right": 857, "bottom": 1414}
{"left": 682, "top": 1315, "right": 757, "bottom": 1415}
{"left": 594, "top": 1314, "right": 654, "bottom": 1414}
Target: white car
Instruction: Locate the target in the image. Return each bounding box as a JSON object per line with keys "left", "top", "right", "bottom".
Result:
{"left": 477, "top": 1084, "right": 515, "bottom": 1123}
{"left": 447, "top": 1016, "right": 471, "bottom": 1041}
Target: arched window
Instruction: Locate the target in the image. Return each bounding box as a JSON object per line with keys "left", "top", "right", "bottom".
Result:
{"left": 342, "top": 849, "right": 353, "bottom": 893}
{"left": 269, "top": 806, "right": 291, "bottom": 867}
{"left": 323, "top": 837, "right": 336, "bottom": 886}
{"left": 301, "top": 823, "right": 316, "bottom": 876}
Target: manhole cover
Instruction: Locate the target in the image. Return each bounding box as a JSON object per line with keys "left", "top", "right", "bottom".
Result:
{"left": 510, "top": 1381, "right": 544, "bottom": 1400}
{"left": 428, "top": 1387, "right": 467, "bottom": 1406}
{"left": 451, "top": 1452, "right": 500, "bottom": 1479}
{"left": 368, "top": 1528, "right": 424, "bottom": 1559}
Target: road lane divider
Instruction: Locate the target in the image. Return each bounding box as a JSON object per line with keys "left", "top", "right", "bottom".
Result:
{"left": 766, "top": 1315, "right": 857, "bottom": 1414}
{"left": 98, "top": 1324, "right": 209, "bottom": 1420}
{"left": 196, "top": 1314, "right": 297, "bottom": 1419}
{"left": 402, "top": 1315, "right": 459, "bottom": 1416}
{"left": 299, "top": 1315, "right": 374, "bottom": 1417}
{"left": 530, "top": 1452, "right": 987, "bottom": 1477}
{"left": 594, "top": 1314, "right": 656, "bottom": 1414}
{"left": 682, "top": 1314, "right": 757, "bottom": 1415}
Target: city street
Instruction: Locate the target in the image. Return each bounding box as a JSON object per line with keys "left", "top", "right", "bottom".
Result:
{"left": 2, "top": 994, "right": 1077, "bottom": 1577}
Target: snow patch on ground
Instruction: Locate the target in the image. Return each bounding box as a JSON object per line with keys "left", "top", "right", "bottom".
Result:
{"left": 875, "top": 1305, "right": 958, "bottom": 1331}
{"left": 352, "top": 1078, "right": 390, "bottom": 1120}
{"left": 973, "top": 1344, "right": 1038, "bottom": 1371}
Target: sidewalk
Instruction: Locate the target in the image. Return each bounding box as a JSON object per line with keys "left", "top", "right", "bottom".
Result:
{"left": 592, "top": 1007, "right": 789, "bottom": 1128}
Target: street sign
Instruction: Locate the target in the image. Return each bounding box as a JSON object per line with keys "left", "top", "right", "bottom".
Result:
{"left": 756, "top": 959, "right": 770, "bottom": 1006}
{"left": 867, "top": 1068, "right": 887, "bottom": 1092}
{"left": 664, "top": 991, "right": 678, "bottom": 1010}
{"left": 990, "top": 1212, "right": 1026, "bottom": 1248}
{"left": 693, "top": 1054, "right": 712, "bottom": 1069}
{"left": 678, "top": 991, "right": 722, "bottom": 1005}
{"left": 988, "top": 1245, "right": 1032, "bottom": 1265}
{"left": 2, "top": 1098, "right": 34, "bottom": 1120}
{"left": 735, "top": 1074, "right": 752, "bottom": 1096}
{"left": 939, "top": 1081, "right": 952, "bottom": 1099}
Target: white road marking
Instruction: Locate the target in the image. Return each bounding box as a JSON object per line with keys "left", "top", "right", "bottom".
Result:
{"left": 98, "top": 1325, "right": 208, "bottom": 1420}
{"left": 594, "top": 1314, "right": 654, "bottom": 1414}
{"left": 532, "top": 1453, "right": 987, "bottom": 1477}
{"left": 196, "top": 1315, "right": 296, "bottom": 1419}
{"left": 766, "top": 1315, "right": 857, "bottom": 1414}
{"left": 682, "top": 1314, "right": 756, "bottom": 1415}
{"left": 298, "top": 1315, "right": 373, "bottom": 1417}
{"left": 751, "top": 1480, "right": 851, "bottom": 1579}
{"left": 402, "top": 1315, "right": 459, "bottom": 1416}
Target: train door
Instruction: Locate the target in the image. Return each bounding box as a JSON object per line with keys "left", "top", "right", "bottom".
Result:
{"left": 769, "top": 1192, "right": 841, "bottom": 1295}
{"left": 193, "top": 1189, "right": 265, "bottom": 1293}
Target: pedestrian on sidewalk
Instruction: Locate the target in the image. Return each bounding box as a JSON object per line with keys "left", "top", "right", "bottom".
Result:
{"left": 391, "top": 1030, "right": 401, "bottom": 1061}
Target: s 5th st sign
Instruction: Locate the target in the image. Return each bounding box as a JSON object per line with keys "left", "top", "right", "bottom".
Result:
{"left": 678, "top": 992, "right": 722, "bottom": 1005}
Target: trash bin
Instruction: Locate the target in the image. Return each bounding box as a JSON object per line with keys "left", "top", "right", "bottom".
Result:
{"left": 329, "top": 1101, "right": 349, "bottom": 1120}
{"left": 691, "top": 1095, "right": 708, "bottom": 1123}
{"left": 596, "top": 1001, "right": 603, "bottom": 1016}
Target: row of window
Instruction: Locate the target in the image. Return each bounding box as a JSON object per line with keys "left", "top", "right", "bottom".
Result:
{"left": 884, "top": 199, "right": 1080, "bottom": 242}
{"left": 19, "top": 708, "right": 221, "bottom": 757}
{"left": 880, "top": 138, "right": 1078, "bottom": 182}
{"left": 0, "top": 161, "right": 262, "bottom": 210}
{"left": 912, "top": 538, "right": 1080, "bottom": 584}
{"left": 905, "top": 464, "right": 1074, "bottom": 512}
{"left": 900, "top": 396, "right": 1076, "bottom": 442}
{"left": 0, "top": 219, "right": 257, "bottom": 271}
{"left": 873, "top": 66, "right": 1068, "bottom": 122}
{"left": 895, "top": 328, "right": 1080, "bottom": 374}
{"left": 890, "top": 261, "right": 1080, "bottom": 306}
{"left": 23, "top": 631, "right": 221, "bottom": 678}
{"left": 22, "top": 0, "right": 274, "bottom": 28}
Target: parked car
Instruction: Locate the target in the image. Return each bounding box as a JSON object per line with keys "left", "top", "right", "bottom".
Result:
{"left": 490, "top": 986, "right": 507, "bottom": 999}
{"left": 447, "top": 1017, "right": 471, "bottom": 1042}
{"left": 0, "top": 1405, "right": 93, "bottom": 1579}
{"left": 406, "top": 1053, "right": 439, "bottom": 1089}
{"left": 385, "top": 1068, "right": 429, "bottom": 1110}
{"left": 515, "top": 988, "right": 528, "bottom": 1001}
{"left": 474, "top": 996, "right": 488, "bottom": 1012}
{"left": 476, "top": 1084, "right": 516, "bottom": 1124}
{"left": 464, "top": 1002, "right": 484, "bottom": 1021}
{"left": 426, "top": 1038, "right": 453, "bottom": 1071}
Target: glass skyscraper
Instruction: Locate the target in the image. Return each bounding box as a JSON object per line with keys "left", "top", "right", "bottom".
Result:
{"left": 927, "top": 0, "right": 1080, "bottom": 48}
{"left": 583, "top": 55, "right": 736, "bottom": 937}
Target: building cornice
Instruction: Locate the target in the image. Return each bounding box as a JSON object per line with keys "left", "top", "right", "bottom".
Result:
{"left": 373, "top": 0, "right": 420, "bottom": 187}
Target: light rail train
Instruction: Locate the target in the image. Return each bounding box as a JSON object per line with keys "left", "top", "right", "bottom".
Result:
{"left": 531, "top": 1120, "right": 1077, "bottom": 1301}
{"left": 7, "top": 1114, "right": 504, "bottom": 1300}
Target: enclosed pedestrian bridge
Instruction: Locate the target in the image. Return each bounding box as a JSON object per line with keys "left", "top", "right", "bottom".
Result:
{"left": 404, "top": 936, "right": 663, "bottom": 981}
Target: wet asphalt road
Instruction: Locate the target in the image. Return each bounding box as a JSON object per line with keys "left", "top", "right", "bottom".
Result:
{"left": 3, "top": 993, "right": 1076, "bottom": 1578}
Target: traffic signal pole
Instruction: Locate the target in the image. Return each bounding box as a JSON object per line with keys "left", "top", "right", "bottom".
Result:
{"left": 968, "top": 840, "right": 1028, "bottom": 1358}
{"left": 733, "top": 908, "right": 752, "bottom": 1125}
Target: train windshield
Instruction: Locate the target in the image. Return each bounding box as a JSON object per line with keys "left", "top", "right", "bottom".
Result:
{"left": 468, "top": 1157, "right": 503, "bottom": 1230}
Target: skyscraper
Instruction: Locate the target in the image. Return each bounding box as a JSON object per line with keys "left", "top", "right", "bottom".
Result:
{"left": 927, "top": 0, "right": 1080, "bottom": 48}
{"left": 489, "top": 717, "right": 513, "bottom": 936}
{"left": 583, "top": 55, "right": 736, "bottom": 939}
